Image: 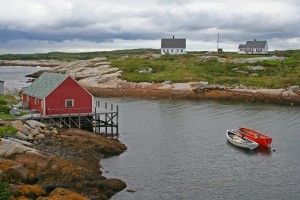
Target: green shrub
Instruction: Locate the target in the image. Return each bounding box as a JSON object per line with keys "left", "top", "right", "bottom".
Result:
{"left": 0, "top": 125, "right": 17, "bottom": 137}
{"left": 0, "top": 98, "right": 7, "bottom": 106}
{"left": 0, "top": 106, "right": 10, "bottom": 114}
{"left": 0, "top": 182, "right": 12, "bottom": 200}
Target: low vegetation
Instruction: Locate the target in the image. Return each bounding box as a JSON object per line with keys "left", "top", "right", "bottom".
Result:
{"left": 0, "top": 125, "right": 17, "bottom": 137}
{"left": 0, "top": 182, "right": 12, "bottom": 200}
{"left": 0, "top": 49, "right": 160, "bottom": 61}
{"left": 0, "top": 95, "right": 17, "bottom": 119}
{"left": 1, "top": 49, "right": 300, "bottom": 88}
{"left": 109, "top": 50, "right": 300, "bottom": 88}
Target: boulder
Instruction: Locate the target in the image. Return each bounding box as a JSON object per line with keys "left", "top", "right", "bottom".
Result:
{"left": 15, "top": 131, "right": 29, "bottom": 141}
{"left": 26, "top": 120, "right": 46, "bottom": 129}
{"left": 27, "top": 133, "right": 34, "bottom": 141}
{"left": 34, "top": 134, "right": 45, "bottom": 141}
{"left": 15, "top": 151, "right": 51, "bottom": 168}
{"left": 11, "top": 121, "right": 24, "bottom": 132}
{"left": 247, "top": 65, "right": 265, "bottom": 70}
{"left": 30, "top": 128, "right": 40, "bottom": 136}
{"left": 101, "top": 178, "right": 126, "bottom": 192}
{"left": 9, "top": 184, "right": 46, "bottom": 199}
{"left": 22, "top": 124, "right": 31, "bottom": 136}
{"left": 0, "top": 144, "right": 34, "bottom": 158}
{"left": 7, "top": 138, "right": 34, "bottom": 147}
{"left": 289, "top": 85, "right": 299, "bottom": 91}
{"left": 6, "top": 165, "right": 30, "bottom": 182}
{"left": 0, "top": 157, "right": 20, "bottom": 171}
{"left": 37, "top": 188, "right": 89, "bottom": 200}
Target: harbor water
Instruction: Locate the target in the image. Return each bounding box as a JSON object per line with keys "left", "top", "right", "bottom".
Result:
{"left": 1, "top": 66, "right": 299, "bottom": 199}
{"left": 99, "top": 97, "right": 300, "bottom": 200}
{"left": 0, "top": 66, "right": 47, "bottom": 89}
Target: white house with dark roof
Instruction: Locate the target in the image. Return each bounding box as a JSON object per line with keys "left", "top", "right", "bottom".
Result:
{"left": 161, "top": 36, "right": 186, "bottom": 55}
{"left": 238, "top": 39, "right": 268, "bottom": 54}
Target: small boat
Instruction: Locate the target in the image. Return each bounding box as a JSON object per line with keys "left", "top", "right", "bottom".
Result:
{"left": 226, "top": 130, "right": 259, "bottom": 150}
{"left": 239, "top": 127, "right": 272, "bottom": 148}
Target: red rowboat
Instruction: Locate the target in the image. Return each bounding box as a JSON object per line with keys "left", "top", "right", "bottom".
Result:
{"left": 239, "top": 127, "right": 272, "bottom": 148}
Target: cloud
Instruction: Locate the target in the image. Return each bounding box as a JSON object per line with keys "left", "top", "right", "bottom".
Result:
{"left": 0, "top": 0, "right": 299, "bottom": 53}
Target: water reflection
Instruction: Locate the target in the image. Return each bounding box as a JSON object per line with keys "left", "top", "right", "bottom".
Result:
{"left": 255, "top": 146, "right": 272, "bottom": 156}
{"left": 226, "top": 140, "right": 257, "bottom": 155}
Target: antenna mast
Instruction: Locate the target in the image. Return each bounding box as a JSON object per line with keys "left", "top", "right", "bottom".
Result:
{"left": 217, "top": 33, "right": 219, "bottom": 54}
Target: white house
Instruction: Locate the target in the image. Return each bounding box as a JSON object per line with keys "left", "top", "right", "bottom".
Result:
{"left": 0, "top": 80, "right": 4, "bottom": 95}
{"left": 238, "top": 40, "right": 268, "bottom": 54}
{"left": 161, "top": 36, "right": 186, "bottom": 55}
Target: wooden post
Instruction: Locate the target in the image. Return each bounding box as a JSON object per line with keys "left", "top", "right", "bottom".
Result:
{"left": 111, "top": 113, "right": 113, "bottom": 136}
{"left": 94, "top": 107, "right": 97, "bottom": 134}
{"left": 78, "top": 108, "right": 81, "bottom": 129}
{"left": 68, "top": 108, "right": 71, "bottom": 128}
{"left": 105, "top": 113, "right": 108, "bottom": 135}
{"left": 116, "top": 105, "right": 119, "bottom": 136}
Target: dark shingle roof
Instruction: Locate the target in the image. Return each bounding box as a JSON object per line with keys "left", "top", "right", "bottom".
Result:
{"left": 161, "top": 38, "right": 186, "bottom": 48}
{"left": 238, "top": 44, "right": 246, "bottom": 48}
{"left": 245, "top": 41, "right": 267, "bottom": 48}
{"left": 23, "top": 72, "right": 68, "bottom": 99}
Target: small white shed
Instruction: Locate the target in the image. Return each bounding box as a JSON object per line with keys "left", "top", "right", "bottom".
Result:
{"left": 0, "top": 80, "right": 4, "bottom": 95}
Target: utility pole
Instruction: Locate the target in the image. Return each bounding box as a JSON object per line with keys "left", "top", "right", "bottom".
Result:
{"left": 217, "top": 33, "right": 219, "bottom": 54}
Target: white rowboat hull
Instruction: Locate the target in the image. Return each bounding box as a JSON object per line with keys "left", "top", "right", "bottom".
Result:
{"left": 226, "top": 130, "right": 259, "bottom": 150}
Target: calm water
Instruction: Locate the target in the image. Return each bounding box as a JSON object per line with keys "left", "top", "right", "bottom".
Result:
{"left": 0, "top": 66, "right": 48, "bottom": 89}
{"left": 1, "top": 67, "right": 300, "bottom": 199}
{"left": 98, "top": 97, "right": 300, "bottom": 200}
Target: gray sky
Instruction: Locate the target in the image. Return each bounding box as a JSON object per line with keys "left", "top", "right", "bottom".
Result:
{"left": 0, "top": 0, "right": 299, "bottom": 54}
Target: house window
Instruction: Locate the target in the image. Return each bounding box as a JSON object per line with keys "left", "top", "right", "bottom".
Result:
{"left": 35, "top": 98, "right": 39, "bottom": 105}
{"left": 171, "top": 49, "right": 173, "bottom": 53}
{"left": 181, "top": 49, "right": 183, "bottom": 52}
{"left": 65, "top": 99, "right": 74, "bottom": 107}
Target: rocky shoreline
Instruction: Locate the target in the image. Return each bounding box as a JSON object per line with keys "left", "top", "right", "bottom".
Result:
{"left": 0, "top": 119, "right": 127, "bottom": 199}
{"left": 1, "top": 57, "right": 299, "bottom": 198}
{"left": 3, "top": 58, "right": 299, "bottom": 106}
{"left": 86, "top": 83, "right": 300, "bottom": 105}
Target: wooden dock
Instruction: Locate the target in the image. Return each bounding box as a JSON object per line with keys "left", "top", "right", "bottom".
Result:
{"left": 23, "top": 100, "right": 119, "bottom": 137}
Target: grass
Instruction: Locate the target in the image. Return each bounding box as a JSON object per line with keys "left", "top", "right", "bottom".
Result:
{"left": 0, "top": 114, "right": 15, "bottom": 119}
{"left": 1, "top": 49, "right": 300, "bottom": 88}
{"left": 0, "top": 95, "right": 18, "bottom": 119}
{"left": 0, "top": 125, "right": 17, "bottom": 137}
{"left": 109, "top": 51, "right": 300, "bottom": 88}
{"left": 0, "top": 95, "right": 17, "bottom": 105}
{"left": 0, "top": 49, "right": 161, "bottom": 61}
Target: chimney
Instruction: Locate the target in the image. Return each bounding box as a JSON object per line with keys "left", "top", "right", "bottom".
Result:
{"left": 254, "top": 39, "right": 256, "bottom": 41}
{"left": 173, "top": 36, "right": 174, "bottom": 39}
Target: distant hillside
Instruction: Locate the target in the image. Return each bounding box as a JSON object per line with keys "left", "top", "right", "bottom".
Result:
{"left": 0, "top": 49, "right": 161, "bottom": 61}
{"left": 0, "top": 49, "right": 299, "bottom": 61}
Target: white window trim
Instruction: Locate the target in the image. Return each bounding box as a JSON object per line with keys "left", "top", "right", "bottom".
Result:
{"left": 35, "top": 98, "right": 39, "bottom": 105}
{"left": 65, "top": 99, "right": 74, "bottom": 107}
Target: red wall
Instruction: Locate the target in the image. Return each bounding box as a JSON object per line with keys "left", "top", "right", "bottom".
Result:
{"left": 45, "top": 77, "right": 93, "bottom": 115}
{"left": 22, "top": 94, "right": 43, "bottom": 114}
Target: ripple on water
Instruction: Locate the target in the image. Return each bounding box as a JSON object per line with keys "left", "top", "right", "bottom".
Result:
{"left": 100, "top": 98, "right": 300, "bottom": 200}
